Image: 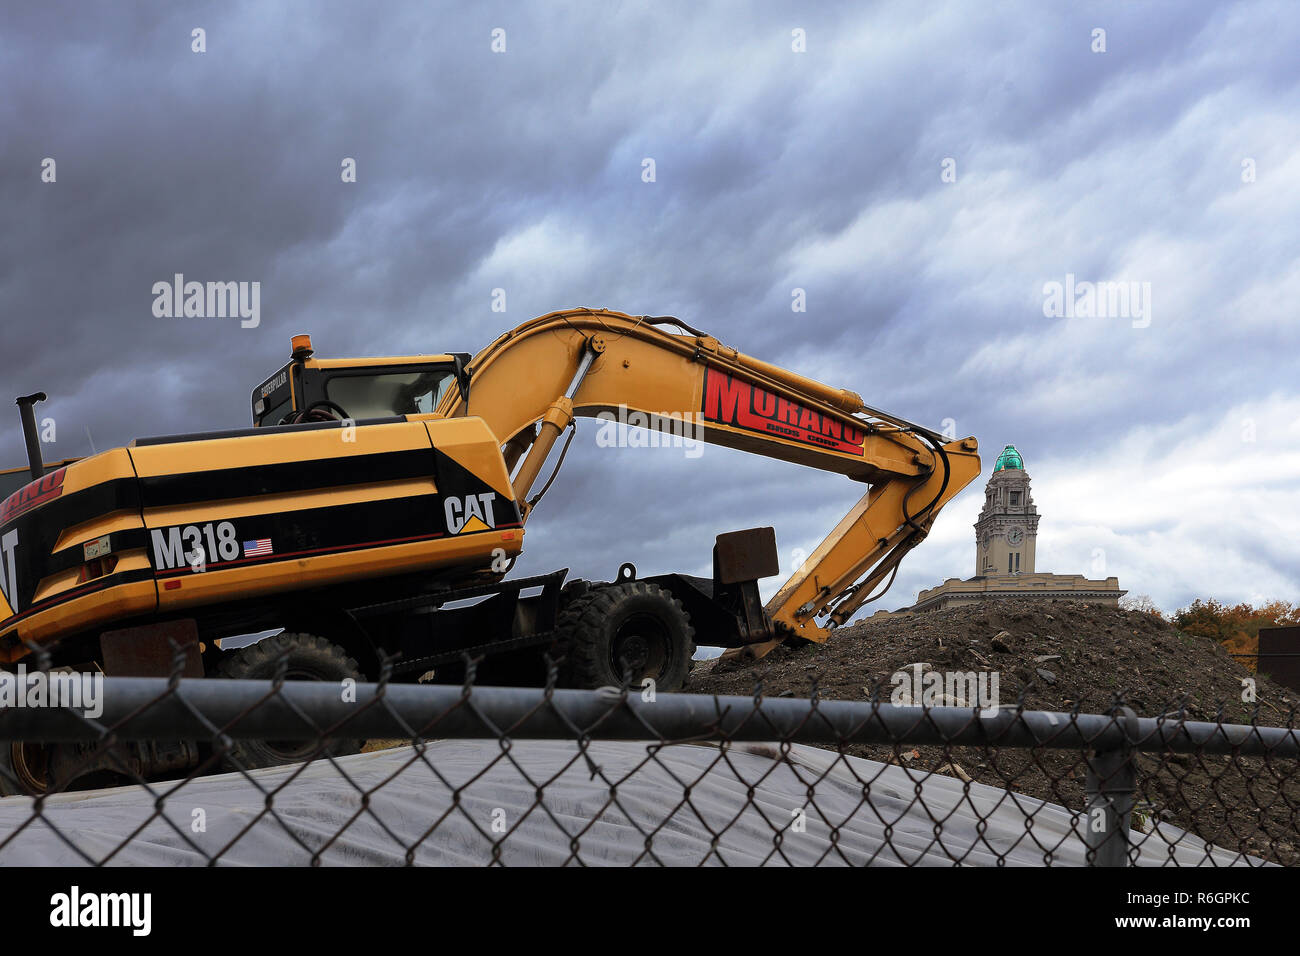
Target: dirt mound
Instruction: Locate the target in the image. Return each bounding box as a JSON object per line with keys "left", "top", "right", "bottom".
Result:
{"left": 688, "top": 599, "right": 1300, "bottom": 864}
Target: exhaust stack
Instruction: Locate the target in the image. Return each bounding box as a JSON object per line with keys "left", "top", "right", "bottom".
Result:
{"left": 16, "top": 392, "right": 47, "bottom": 482}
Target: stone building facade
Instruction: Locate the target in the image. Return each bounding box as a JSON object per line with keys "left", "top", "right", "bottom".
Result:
{"left": 907, "top": 445, "right": 1124, "bottom": 613}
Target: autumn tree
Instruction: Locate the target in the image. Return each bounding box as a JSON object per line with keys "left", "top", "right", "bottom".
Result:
{"left": 1120, "top": 594, "right": 1164, "bottom": 618}
{"left": 1174, "top": 599, "right": 1300, "bottom": 671}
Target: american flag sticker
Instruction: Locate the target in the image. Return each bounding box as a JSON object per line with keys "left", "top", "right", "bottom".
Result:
{"left": 243, "top": 538, "right": 273, "bottom": 558}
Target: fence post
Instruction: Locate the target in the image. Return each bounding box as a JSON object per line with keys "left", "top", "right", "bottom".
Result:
{"left": 1084, "top": 705, "right": 1138, "bottom": 867}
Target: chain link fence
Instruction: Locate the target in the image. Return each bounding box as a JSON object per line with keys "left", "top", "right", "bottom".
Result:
{"left": 0, "top": 659, "right": 1297, "bottom": 866}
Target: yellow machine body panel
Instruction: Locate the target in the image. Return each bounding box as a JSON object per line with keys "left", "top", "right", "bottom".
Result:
{"left": 0, "top": 458, "right": 82, "bottom": 504}
{"left": 0, "top": 450, "right": 155, "bottom": 655}
{"left": 0, "top": 417, "right": 522, "bottom": 661}
{"left": 306, "top": 355, "right": 458, "bottom": 370}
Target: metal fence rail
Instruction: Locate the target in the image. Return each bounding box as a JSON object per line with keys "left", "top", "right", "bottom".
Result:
{"left": 1, "top": 672, "right": 1297, "bottom": 867}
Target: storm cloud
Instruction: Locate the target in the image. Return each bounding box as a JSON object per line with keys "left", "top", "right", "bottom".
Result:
{"left": 2, "top": 0, "right": 1297, "bottom": 624}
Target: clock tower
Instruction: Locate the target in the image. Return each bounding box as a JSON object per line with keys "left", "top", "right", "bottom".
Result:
{"left": 974, "top": 444, "right": 1039, "bottom": 577}
{"left": 906, "top": 441, "right": 1124, "bottom": 612}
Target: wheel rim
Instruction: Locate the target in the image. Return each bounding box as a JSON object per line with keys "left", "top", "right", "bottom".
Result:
{"left": 610, "top": 612, "right": 672, "bottom": 682}
{"left": 9, "top": 742, "right": 51, "bottom": 795}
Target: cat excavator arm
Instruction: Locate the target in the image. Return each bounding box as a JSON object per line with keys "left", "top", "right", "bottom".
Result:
{"left": 437, "top": 309, "right": 981, "bottom": 655}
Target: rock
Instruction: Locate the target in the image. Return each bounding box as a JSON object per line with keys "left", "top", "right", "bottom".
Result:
{"left": 937, "top": 761, "right": 974, "bottom": 783}
{"left": 778, "top": 689, "right": 794, "bottom": 698}
{"left": 991, "top": 631, "right": 1013, "bottom": 653}
{"left": 1034, "top": 654, "right": 1061, "bottom": 663}
{"left": 1035, "top": 668, "right": 1057, "bottom": 685}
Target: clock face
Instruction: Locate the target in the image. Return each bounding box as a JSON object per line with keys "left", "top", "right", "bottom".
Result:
{"left": 1007, "top": 528, "right": 1023, "bottom": 546}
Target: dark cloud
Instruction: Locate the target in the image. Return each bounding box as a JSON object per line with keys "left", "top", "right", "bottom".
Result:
{"left": 3, "top": 0, "right": 1298, "bottom": 625}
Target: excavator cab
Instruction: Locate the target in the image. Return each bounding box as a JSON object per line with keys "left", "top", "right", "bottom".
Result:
{"left": 251, "top": 333, "right": 471, "bottom": 427}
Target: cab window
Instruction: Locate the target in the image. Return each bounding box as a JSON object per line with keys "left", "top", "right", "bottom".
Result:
{"left": 324, "top": 370, "right": 454, "bottom": 419}
{"left": 258, "top": 396, "right": 294, "bottom": 427}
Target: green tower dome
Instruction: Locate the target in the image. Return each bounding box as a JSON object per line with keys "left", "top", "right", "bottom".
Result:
{"left": 993, "top": 444, "right": 1024, "bottom": 472}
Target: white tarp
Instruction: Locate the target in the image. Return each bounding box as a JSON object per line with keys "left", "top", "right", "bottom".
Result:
{"left": 0, "top": 741, "right": 1257, "bottom": 866}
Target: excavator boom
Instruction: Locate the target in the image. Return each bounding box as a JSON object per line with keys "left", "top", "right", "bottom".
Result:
{"left": 438, "top": 309, "right": 981, "bottom": 650}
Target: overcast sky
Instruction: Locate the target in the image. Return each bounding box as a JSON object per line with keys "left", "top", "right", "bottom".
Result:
{"left": 2, "top": 0, "right": 1298, "bottom": 623}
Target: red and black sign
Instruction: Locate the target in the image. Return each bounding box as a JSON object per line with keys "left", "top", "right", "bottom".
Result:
{"left": 0, "top": 467, "right": 67, "bottom": 525}
{"left": 702, "top": 370, "right": 865, "bottom": 456}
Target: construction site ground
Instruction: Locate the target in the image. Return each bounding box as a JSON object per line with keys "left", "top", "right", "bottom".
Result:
{"left": 689, "top": 599, "right": 1299, "bottom": 865}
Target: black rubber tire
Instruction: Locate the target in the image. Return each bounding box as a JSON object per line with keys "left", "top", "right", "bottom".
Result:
{"left": 0, "top": 662, "right": 54, "bottom": 796}
{"left": 0, "top": 746, "right": 15, "bottom": 797}
{"left": 557, "top": 581, "right": 694, "bottom": 691}
{"left": 215, "top": 632, "right": 364, "bottom": 770}
{"left": 0, "top": 741, "right": 52, "bottom": 797}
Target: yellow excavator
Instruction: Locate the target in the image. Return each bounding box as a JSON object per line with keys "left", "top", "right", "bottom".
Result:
{"left": 0, "top": 309, "right": 979, "bottom": 790}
